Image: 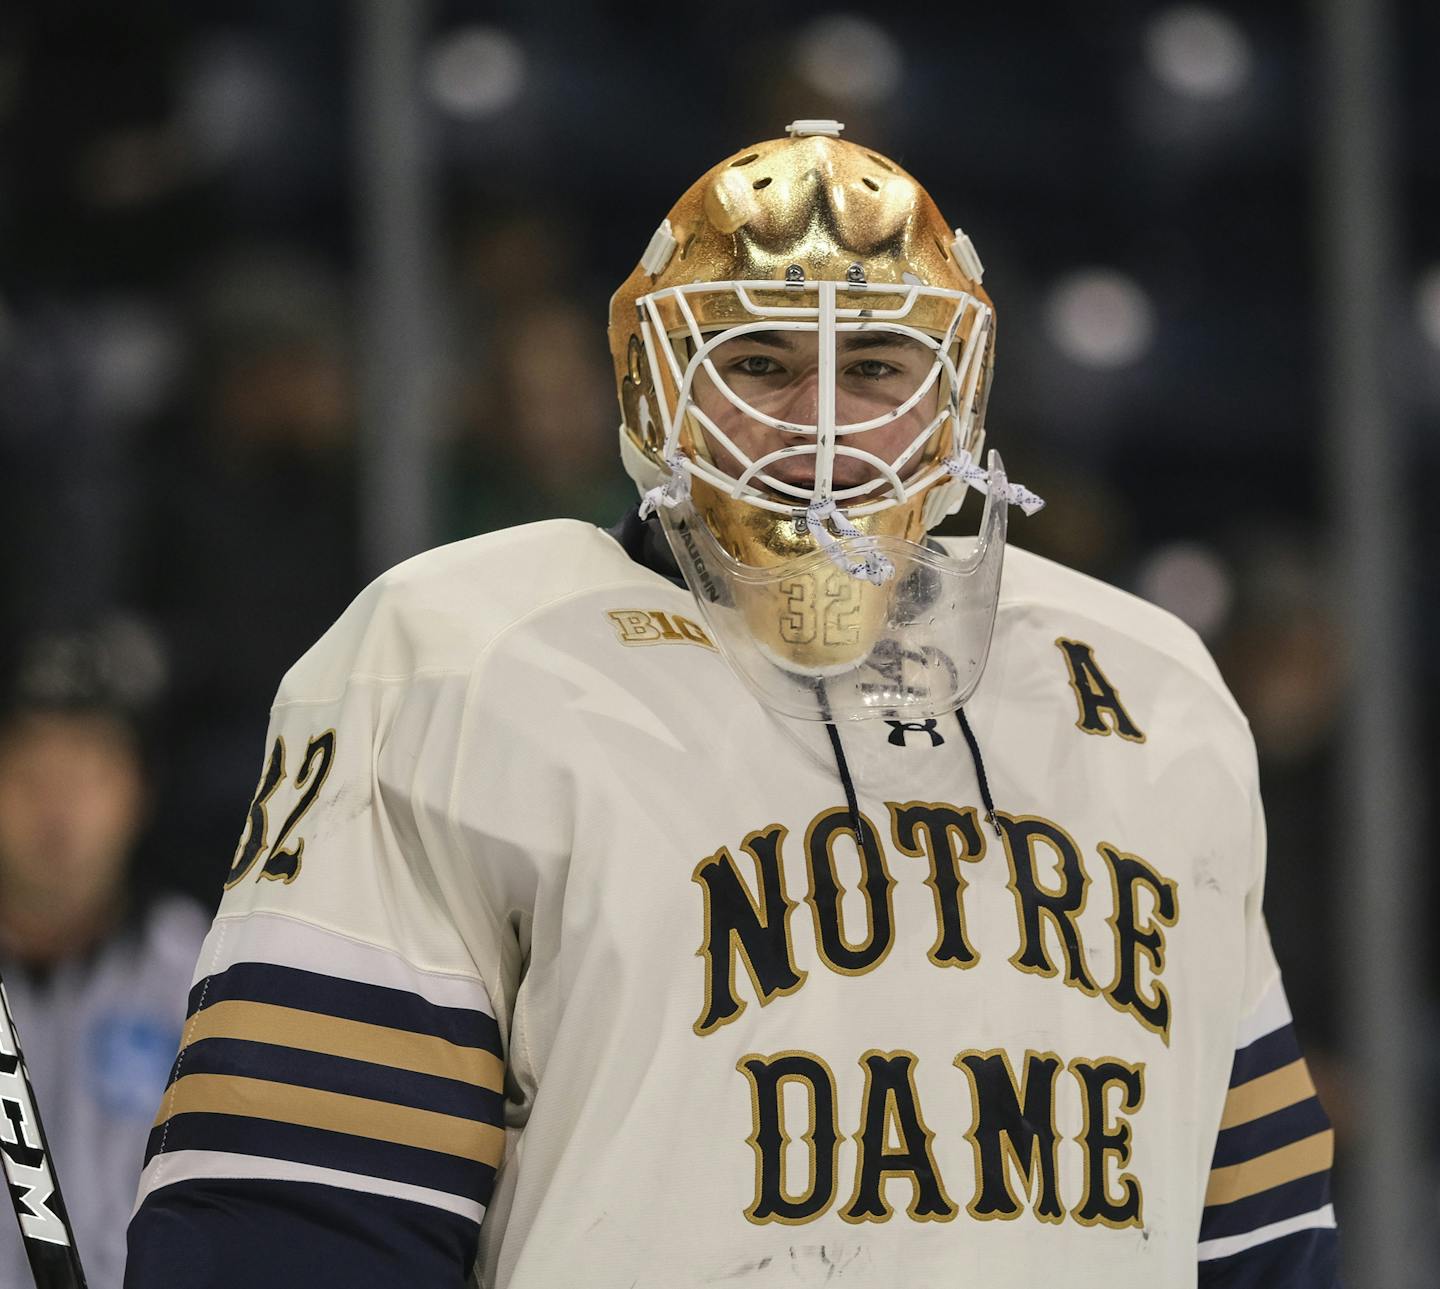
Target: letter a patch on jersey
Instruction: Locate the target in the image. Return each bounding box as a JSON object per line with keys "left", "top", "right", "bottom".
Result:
{"left": 1054, "top": 639, "right": 1146, "bottom": 743}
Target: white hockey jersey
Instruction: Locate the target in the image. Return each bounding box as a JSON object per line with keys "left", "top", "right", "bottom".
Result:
{"left": 127, "top": 519, "right": 1338, "bottom": 1288}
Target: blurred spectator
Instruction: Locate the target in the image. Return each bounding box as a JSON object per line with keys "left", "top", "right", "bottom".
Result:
{"left": 1213, "top": 529, "right": 1344, "bottom": 1043}
{"left": 0, "top": 627, "right": 207, "bottom": 1289}
{"left": 449, "top": 293, "right": 633, "bottom": 536}
{"left": 136, "top": 245, "right": 363, "bottom": 897}
{"left": 443, "top": 207, "right": 633, "bottom": 537}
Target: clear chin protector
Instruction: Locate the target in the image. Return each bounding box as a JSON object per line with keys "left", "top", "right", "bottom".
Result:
{"left": 656, "top": 455, "right": 1010, "bottom": 722}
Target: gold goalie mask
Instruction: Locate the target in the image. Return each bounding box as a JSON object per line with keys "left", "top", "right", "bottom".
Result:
{"left": 609, "top": 121, "right": 1043, "bottom": 722}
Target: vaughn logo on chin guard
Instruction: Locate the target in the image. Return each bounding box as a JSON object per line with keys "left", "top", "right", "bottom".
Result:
{"left": 0, "top": 1000, "right": 69, "bottom": 1246}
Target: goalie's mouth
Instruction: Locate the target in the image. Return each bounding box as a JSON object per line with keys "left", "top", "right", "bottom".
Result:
{"left": 716, "top": 447, "right": 918, "bottom": 496}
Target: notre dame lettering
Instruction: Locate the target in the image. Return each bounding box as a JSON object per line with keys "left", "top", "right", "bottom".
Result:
{"left": 692, "top": 825, "right": 807, "bottom": 1036}
{"left": 996, "top": 814, "right": 1099, "bottom": 996}
{"left": 802, "top": 809, "right": 895, "bottom": 977}
{"left": 889, "top": 801, "right": 986, "bottom": 969}
{"left": 1070, "top": 1057, "right": 1147, "bottom": 1228}
{"left": 735, "top": 1051, "right": 840, "bottom": 1224}
{"left": 733, "top": 1045, "right": 1145, "bottom": 1230}
{"left": 694, "top": 801, "right": 1171, "bottom": 1230}
{"left": 841, "top": 1050, "right": 955, "bottom": 1224}
{"left": 1100, "top": 845, "right": 1180, "bottom": 1041}
{"left": 956, "top": 1049, "right": 1065, "bottom": 1223}
{"left": 692, "top": 801, "right": 1178, "bottom": 1039}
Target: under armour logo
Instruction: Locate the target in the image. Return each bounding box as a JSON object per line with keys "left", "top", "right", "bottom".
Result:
{"left": 886, "top": 719, "right": 944, "bottom": 748}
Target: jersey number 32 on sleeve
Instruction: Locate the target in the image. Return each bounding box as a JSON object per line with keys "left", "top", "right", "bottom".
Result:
{"left": 224, "top": 730, "right": 337, "bottom": 889}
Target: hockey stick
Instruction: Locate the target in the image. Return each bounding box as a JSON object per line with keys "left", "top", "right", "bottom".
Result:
{"left": 0, "top": 970, "right": 88, "bottom": 1289}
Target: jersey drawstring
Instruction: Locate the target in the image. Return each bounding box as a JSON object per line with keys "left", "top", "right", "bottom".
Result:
{"left": 812, "top": 675, "right": 869, "bottom": 848}
{"left": 823, "top": 707, "right": 1001, "bottom": 846}
{"left": 956, "top": 707, "right": 1002, "bottom": 837}
{"left": 824, "top": 722, "right": 866, "bottom": 845}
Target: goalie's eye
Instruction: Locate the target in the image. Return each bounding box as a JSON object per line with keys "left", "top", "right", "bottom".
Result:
{"left": 848, "top": 358, "right": 902, "bottom": 381}
{"left": 730, "top": 354, "right": 786, "bottom": 378}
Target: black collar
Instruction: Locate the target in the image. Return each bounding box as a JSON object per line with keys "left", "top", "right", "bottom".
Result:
{"left": 608, "top": 505, "right": 686, "bottom": 587}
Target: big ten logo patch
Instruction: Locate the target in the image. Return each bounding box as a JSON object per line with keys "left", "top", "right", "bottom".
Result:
{"left": 608, "top": 609, "right": 716, "bottom": 651}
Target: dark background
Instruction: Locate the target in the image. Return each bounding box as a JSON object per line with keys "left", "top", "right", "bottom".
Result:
{"left": 0, "top": 0, "right": 1434, "bottom": 1277}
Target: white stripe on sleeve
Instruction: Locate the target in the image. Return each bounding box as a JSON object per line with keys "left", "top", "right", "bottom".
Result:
{"left": 1196, "top": 1203, "right": 1336, "bottom": 1262}
{"left": 1234, "top": 974, "right": 1293, "bottom": 1050}
{"left": 193, "top": 910, "right": 494, "bottom": 1015}
{"left": 133, "top": 1149, "right": 488, "bottom": 1224}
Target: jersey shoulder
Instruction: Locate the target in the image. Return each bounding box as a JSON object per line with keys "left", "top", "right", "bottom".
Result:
{"left": 277, "top": 519, "right": 654, "bottom": 703}
{"left": 989, "top": 541, "right": 1248, "bottom": 730}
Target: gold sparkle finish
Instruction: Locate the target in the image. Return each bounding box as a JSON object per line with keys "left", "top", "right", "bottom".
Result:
{"left": 609, "top": 131, "right": 993, "bottom": 479}
{"left": 689, "top": 476, "right": 925, "bottom": 671}
{"left": 690, "top": 476, "right": 924, "bottom": 568}
{"left": 610, "top": 128, "right": 997, "bottom": 680}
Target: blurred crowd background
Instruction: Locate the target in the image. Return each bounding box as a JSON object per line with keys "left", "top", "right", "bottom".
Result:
{"left": 0, "top": 1, "right": 1435, "bottom": 1285}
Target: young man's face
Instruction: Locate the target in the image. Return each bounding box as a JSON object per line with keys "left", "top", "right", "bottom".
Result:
{"left": 690, "top": 328, "right": 943, "bottom": 494}
{"left": 0, "top": 710, "right": 145, "bottom": 924}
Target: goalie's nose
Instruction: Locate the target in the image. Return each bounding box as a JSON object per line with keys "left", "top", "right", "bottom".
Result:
{"left": 769, "top": 368, "right": 822, "bottom": 434}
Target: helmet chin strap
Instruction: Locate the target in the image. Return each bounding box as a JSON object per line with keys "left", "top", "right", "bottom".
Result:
{"left": 642, "top": 446, "right": 1047, "bottom": 586}
{"left": 943, "top": 450, "right": 1047, "bottom": 516}
{"left": 801, "top": 452, "right": 1047, "bottom": 588}
{"left": 802, "top": 498, "right": 896, "bottom": 585}
{"left": 637, "top": 454, "right": 692, "bottom": 519}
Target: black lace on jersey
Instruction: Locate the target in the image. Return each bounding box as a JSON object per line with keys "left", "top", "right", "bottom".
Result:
{"left": 956, "top": 708, "right": 1002, "bottom": 837}
{"left": 824, "top": 721, "right": 865, "bottom": 842}
{"left": 609, "top": 505, "right": 686, "bottom": 586}
{"left": 807, "top": 677, "right": 864, "bottom": 846}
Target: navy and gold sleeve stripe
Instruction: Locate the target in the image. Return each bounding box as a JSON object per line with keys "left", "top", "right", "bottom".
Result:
{"left": 185, "top": 960, "right": 502, "bottom": 1053}
{"left": 134, "top": 913, "right": 505, "bottom": 1224}
{"left": 1199, "top": 978, "right": 1339, "bottom": 1286}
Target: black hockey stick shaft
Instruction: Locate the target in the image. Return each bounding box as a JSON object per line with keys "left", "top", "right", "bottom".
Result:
{"left": 0, "top": 971, "right": 88, "bottom": 1289}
